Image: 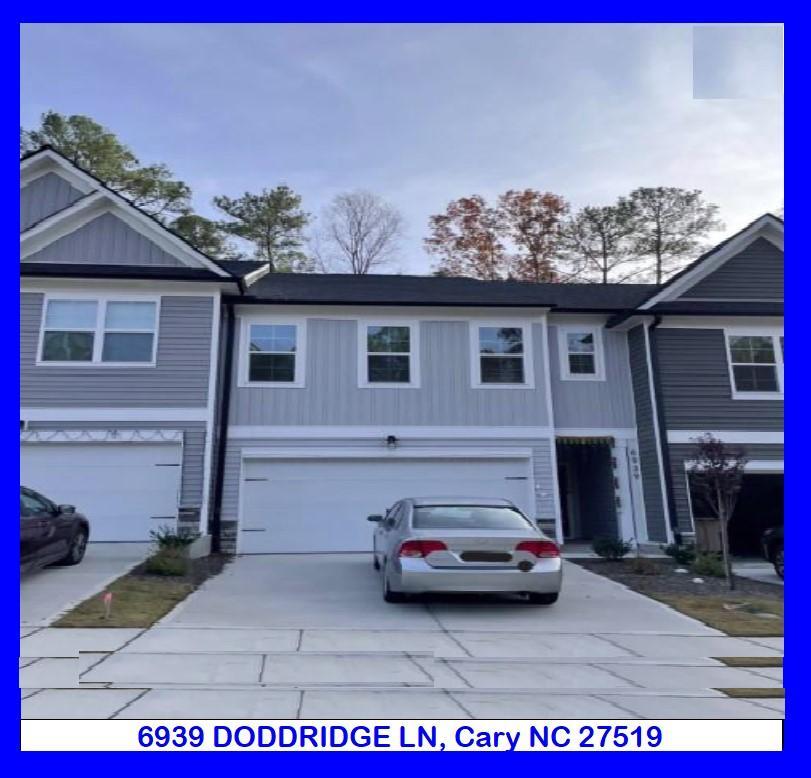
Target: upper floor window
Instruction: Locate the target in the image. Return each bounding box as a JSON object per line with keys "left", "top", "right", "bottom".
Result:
{"left": 557, "top": 325, "right": 605, "bottom": 381}
{"left": 243, "top": 320, "right": 305, "bottom": 387}
{"left": 725, "top": 330, "right": 784, "bottom": 399}
{"left": 38, "top": 297, "right": 158, "bottom": 365}
{"left": 471, "top": 323, "right": 534, "bottom": 388}
{"left": 359, "top": 321, "right": 419, "bottom": 388}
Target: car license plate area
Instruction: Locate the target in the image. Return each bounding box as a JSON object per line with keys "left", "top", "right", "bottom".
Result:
{"left": 460, "top": 551, "right": 512, "bottom": 563}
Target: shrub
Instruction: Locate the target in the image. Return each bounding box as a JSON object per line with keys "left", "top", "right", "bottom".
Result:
{"left": 692, "top": 552, "right": 725, "bottom": 578}
{"left": 149, "top": 525, "right": 198, "bottom": 550}
{"left": 592, "top": 537, "right": 633, "bottom": 561}
{"left": 144, "top": 549, "right": 188, "bottom": 577}
{"left": 661, "top": 542, "right": 696, "bottom": 566}
{"left": 629, "top": 556, "right": 659, "bottom": 575}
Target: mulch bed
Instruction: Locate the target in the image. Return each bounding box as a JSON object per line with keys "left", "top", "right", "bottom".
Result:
{"left": 573, "top": 558, "right": 783, "bottom": 600}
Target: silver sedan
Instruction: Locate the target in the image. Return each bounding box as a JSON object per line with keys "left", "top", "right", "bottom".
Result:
{"left": 369, "top": 497, "right": 562, "bottom": 604}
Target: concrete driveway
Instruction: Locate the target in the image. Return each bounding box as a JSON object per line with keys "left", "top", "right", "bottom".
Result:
{"left": 21, "top": 542, "right": 150, "bottom": 627}
{"left": 21, "top": 554, "right": 784, "bottom": 720}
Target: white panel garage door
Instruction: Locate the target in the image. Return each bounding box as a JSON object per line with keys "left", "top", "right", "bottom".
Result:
{"left": 20, "top": 442, "right": 183, "bottom": 541}
{"left": 239, "top": 456, "right": 533, "bottom": 553}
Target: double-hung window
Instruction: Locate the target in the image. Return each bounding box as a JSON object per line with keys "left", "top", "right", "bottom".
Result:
{"left": 244, "top": 321, "right": 304, "bottom": 386}
{"left": 472, "top": 323, "right": 533, "bottom": 387}
{"left": 558, "top": 325, "right": 605, "bottom": 381}
{"left": 359, "top": 322, "right": 418, "bottom": 387}
{"left": 39, "top": 297, "right": 158, "bottom": 365}
{"left": 725, "top": 330, "right": 784, "bottom": 398}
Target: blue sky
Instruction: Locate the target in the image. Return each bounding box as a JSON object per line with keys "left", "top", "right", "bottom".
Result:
{"left": 20, "top": 24, "right": 783, "bottom": 273}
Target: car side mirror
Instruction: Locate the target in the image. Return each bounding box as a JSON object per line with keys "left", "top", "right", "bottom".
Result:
{"left": 367, "top": 514, "right": 383, "bottom": 522}
{"left": 58, "top": 504, "right": 75, "bottom": 515}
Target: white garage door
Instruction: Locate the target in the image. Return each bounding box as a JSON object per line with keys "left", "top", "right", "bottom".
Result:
{"left": 239, "top": 456, "right": 533, "bottom": 553}
{"left": 20, "top": 442, "right": 183, "bottom": 541}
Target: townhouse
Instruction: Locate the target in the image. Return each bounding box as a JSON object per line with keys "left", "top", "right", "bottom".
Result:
{"left": 20, "top": 148, "right": 783, "bottom": 556}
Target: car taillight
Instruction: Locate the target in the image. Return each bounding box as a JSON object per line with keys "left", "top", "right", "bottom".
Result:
{"left": 398, "top": 539, "right": 447, "bottom": 558}
{"left": 516, "top": 540, "right": 560, "bottom": 558}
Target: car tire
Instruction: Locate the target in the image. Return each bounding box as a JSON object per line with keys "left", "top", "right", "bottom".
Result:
{"left": 526, "top": 592, "right": 558, "bottom": 605}
{"left": 382, "top": 567, "right": 406, "bottom": 603}
{"left": 56, "top": 528, "right": 88, "bottom": 566}
{"left": 773, "top": 546, "right": 784, "bottom": 579}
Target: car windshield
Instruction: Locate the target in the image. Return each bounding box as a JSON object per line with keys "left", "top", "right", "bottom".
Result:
{"left": 413, "top": 505, "right": 532, "bottom": 530}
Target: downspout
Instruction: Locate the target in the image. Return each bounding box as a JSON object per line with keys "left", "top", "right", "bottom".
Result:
{"left": 209, "top": 302, "right": 236, "bottom": 554}
{"left": 648, "top": 315, "right": 681, "bottom": 543}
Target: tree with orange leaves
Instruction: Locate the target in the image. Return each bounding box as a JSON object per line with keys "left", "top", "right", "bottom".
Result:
{"left": 425, "top": 190, "right": 569, "bottom": 281}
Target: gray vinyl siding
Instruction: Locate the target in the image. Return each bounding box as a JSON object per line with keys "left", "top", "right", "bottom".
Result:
{"left": 655, "top": 328, "right": 783, "bottom": 431}
{"left": 548, "top": 324, "right": 636, "bottom": 428}
{"left": 222, "top": 436, "right": 557, "bottom": 526}
{"left": 25, "top": 212, "right": 187, "bottom": 267}
{"left": 668, "top": 442, "right": 783, "bottom": 534}
{"left": 627, "top": 325, "right": 668, "bottom": 542}
{"left": 232, "top": 317, "right": 550, "bottom": 427}
{"left": 680, "top": 238, "right": 783, "bottom": 300}
{"left": 24, "top": 421, "right": 207, "bottom": 506}
{"left": 21, "top": 173, "right": 85, "bottom": 231}
{"left": 21, "top": 293, "right": 214, "bottom": 407}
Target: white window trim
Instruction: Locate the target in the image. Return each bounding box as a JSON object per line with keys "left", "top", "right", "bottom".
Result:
{"left": 723, "top": 326, "right": 784, "bottom": 401}
{"left": 357, "top": 319, "right": 420, "bottom": 389}
{"left": 557, "top": 324, "right": 606, "bottom": 381}
{"left": 35, "top": 292, "right": 160, "bottom": 368}
{"left": 238, "top": 315, "right": 307, "bottom": 389}
{"left": 469, "top": 321, "right": 535, "bottom": 389}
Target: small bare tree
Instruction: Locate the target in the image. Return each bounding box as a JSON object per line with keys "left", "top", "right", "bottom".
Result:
{"left": 316, "top": 191, "right": 404, "bottom": 274}
{"left": 687, "top": 434, "right": 748, "bottom": 590}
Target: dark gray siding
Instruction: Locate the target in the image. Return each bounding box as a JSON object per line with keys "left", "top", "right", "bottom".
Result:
{"left": 668, "top": 442, "right": 783, "bottom": 534}
{"left": 681, "top": 238, "right": 783, "bottom": 300}
{"left": 21, "top": 293, "right": 214, "bottom": 407}
{"left": 231, "top": 317, "right": 550, "bottom": 427}
{"left": 627, "top": 325, "right": 668, "bottom": 541}
{"left": 655, "top": 328, "right": 783, "bottom": 431}
{"left": 25, "top": 421, "right": 207, "bottom": 506}
{"left": 25, "top": 212, "right": 187, "bottom": 267}
{"left": 21, "top": 173, "right": 85, "bottom": 231}
{"left": 548, "top": 324, "right": 635, "bottom": 428}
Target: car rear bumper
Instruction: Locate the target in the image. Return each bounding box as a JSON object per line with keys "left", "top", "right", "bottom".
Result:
{"left": 391, "top": 557, "right": 563, "bottom": 594}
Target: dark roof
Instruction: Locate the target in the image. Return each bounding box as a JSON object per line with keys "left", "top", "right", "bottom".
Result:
{"left": 649, "top": 300, "right": 783, "bottom": 316}
{"left": 20, "top": 262, "right": 238, "bottom": 283}
{"left": 215, "top": 260, "right": 268, "bottom": 280}
{"left": 233, "top": 272, "right": 655, "bottom": 310}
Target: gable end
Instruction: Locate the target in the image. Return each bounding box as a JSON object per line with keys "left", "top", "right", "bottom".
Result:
{"left": 21, "top": 173, "right": 85, "bottom": 232}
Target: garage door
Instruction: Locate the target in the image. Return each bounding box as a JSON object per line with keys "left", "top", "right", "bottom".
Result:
{"left": 239, "top": 456, "right": 533, "bottom": 553}
{"left": 20, "top": 442, "right": 183, "bottom": 541}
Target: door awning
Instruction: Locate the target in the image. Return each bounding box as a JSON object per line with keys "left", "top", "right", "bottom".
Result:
{"left": 556, "top": 436, "right": 615, "bottom": 447}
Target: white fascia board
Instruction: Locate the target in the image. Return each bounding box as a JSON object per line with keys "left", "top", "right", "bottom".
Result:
{"left": 20, "top": 192, "right": 108, "bottom": 254}
{"left": 667, "top": 430, "right": 783, "bottom": 445}
{"left": 227, "top": 425, "right": 554, "bottom": 440}
{"left": 20, "top": 151, "right": 231, "bottom": 278}
{"left": 20, "top": 150, "right": 97, "bottom": 193}
{"left": 555, "top": 427, "right": 637, "bottom": 439}
{"left": 640, "top": 215, "right": 784, "bottom": 309}
{"left": 21, "top": 407, "right": 209, "bottom": 422}
{"left": 22, "top": 279, "right": 232, "bottom": 296}
{"left": 241, "top": 263, "right": 272, "bottom": 287}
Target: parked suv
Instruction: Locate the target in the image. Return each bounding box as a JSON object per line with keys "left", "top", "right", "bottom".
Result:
{"left": 761, "top": 526, "right": 784, "bottom": 579}
{"left": 20, "top": 486, "right": 90, "bottom": 573}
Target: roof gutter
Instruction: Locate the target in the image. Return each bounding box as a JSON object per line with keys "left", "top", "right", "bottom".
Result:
{"left": 648, "top": 315, "right": 681, "bottom": 542}
{"left": 209, "top": 302, "right": 236, "bottom": 554}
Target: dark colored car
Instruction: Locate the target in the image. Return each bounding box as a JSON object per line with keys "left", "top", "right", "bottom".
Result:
{"left": 20, "top": 486, "right": 90, "bottom": 573}
{"left": 761, "top": 526, "right": 784, "bottom": 579}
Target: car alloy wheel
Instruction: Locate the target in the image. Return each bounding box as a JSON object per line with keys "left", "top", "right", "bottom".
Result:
{"left": 70, "top": 531, "right": 88, "bottom": 563}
